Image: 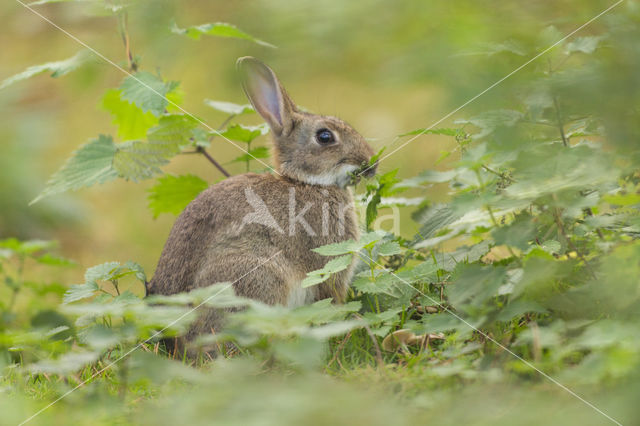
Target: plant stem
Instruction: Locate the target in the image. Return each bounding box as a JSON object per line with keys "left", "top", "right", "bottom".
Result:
{"left": 117, "top": 11, "right": 136, "bottom": 72}
{"left": 196, "top": 146, "right": 231, "bottom": 177}
{"left": 552, "top": 95, "right": 569, "bottom": 147}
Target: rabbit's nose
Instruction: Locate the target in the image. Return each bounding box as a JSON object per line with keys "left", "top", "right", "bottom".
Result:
{"left": 362, "top": 161, "right": 378, "bottom": 178}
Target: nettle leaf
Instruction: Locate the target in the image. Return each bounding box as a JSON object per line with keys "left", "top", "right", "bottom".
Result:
{"left": 119, "top": 72, "right": 179, "bottom": 117}
{"left": 0, "top": 50, "right": 92, "bottom": 90}
{"left": 230, "top": 147, "right": 270, "bottom": 163}
{"left": 491, "top": 212, "right": 536, "bottom": 252}
{"left": 219, "top": 123, "right": 269, "bottom": 143}
{"left": 31, "top": 135, "right": 119, "bottom": 204}
{"left": 301, "top": 255, "right": 353, "bottom": 288}
{"left": 377, "top": 241, "right": 404, "bottom": 256}
{"left": 114, "top": 114, "right": 198, "bottom": 181}
{"left": 204, "top": 99, "right": 254, "bottom": 115}
{"left": 312, "top": 231, "right": 387, "bottom": 256}
{"left": 102, "top": 88, "right": 159, "bottom": 139}
{"left": 147, "top": 174, "right": 209, "bottom": 218}
{"left": 455, "top": 109, "right": 523, "bottom": 139}
{"left": 565, "top": 35, "right": 606, "bottom": 55}
{"left": 398, "top": 128, "right": 462, "bottom": 137}
{"left": 366, "top": 169, "right": 402, "bottom": 228}
{"left": 170, "top": 20, "right": 276, "bottom": 48}
{"left": 35, "top": 253, "right": 77, "bottom": 267}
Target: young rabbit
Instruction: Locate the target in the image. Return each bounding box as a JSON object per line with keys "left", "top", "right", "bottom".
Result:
{"left": 147, "top": 57, "right": 377, "bottom": 354}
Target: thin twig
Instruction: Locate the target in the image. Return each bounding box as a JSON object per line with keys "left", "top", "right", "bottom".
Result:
{"left": 117, "top": 12, "right": 136, "bottom": 72}
{"left": 197, "top": 146, "right": 230, "bottom": 177}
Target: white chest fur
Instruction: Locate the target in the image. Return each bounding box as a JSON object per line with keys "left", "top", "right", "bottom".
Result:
{"left": 287, "top": 283, "right": 314, "bottom": 308}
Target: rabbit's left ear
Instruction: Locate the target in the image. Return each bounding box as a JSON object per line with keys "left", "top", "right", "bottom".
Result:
{"left": 237, "top": 57, "right": 296, "bottom": 136}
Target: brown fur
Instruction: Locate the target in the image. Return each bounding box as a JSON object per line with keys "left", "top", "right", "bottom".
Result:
{"left": 147, "top": 57, "right": 376, "bottom": 356}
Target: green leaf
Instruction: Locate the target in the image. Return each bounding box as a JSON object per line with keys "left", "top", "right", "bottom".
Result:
{"left": 170, "top": 20, "right": 276, "bottom": 48}
{"left": 63, "top": 281, "right": 99, "bottom": 304}
{"left": 219, "top": 124, "right": 269, "bottom": 143}
{"left": 36, "top": 253, "right": 77, "bottom": 267}
{"left": 119, "top": 72, "right": 179, "bottom": 117}
{"left": 113, "top": 114, "right": 198, "bottom": 181}
{"left": 455, "top": 109, "right": 523, "bottom": 139}
{"left": 398, "top": 128, "right": 461, "bottom": 137}
{"left": 0, "top": 50, "right": 92, "bottom": 90}
{"left": 302, "top": 255, "right": 353, "bottom": 288}
{"left": 147, "top": 174, "right": 209, "bottom": 218}
{"left": 204, "top": 99, "right": 254, "bottom": 115}
{"left": 491, "top": 213, "right": 536, "bottom": 251}
{"left": 102, "top": 88, "right": 159, "bottom": 140}
{"left": 565, "top": 35, "right": 606, "bottom": 55}
{"left": 312, "top": 230, "right": 386, "bottom": 256}
{"left": 31, "top": 135, "right": 119, "bottom": 204}
{"left": 377, "top": 241, "right": 404, "bottom": 256}
{"left": 230, "top": 146, "right": 270, "bottom": 163}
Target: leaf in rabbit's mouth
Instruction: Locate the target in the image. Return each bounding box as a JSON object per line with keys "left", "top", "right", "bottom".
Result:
{"left": 348, "top": 147, "right": 385, "bottom": 185}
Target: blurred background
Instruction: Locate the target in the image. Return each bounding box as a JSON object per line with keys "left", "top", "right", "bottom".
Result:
{"left": 0, "top": 0, "right": 629, "bottom": 281}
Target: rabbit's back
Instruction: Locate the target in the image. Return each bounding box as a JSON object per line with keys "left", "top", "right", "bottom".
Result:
{"left": 148, "top": 172, "right": 358, "bottom": 304}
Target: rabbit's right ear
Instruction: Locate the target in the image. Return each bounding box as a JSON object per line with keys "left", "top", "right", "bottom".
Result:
{"left": 237, "top": 57, "right": 296, "bottom": 136}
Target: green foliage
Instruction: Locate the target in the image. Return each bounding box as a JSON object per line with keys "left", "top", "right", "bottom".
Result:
{"left": 147, "top": 174, "right": 209, "bottom": 217}
{"left": 0, "top": 50, "right": 92, "bottom": 90}
{"left": 170, "top": 20, "right": 276, "bottom": 48}
{"left": 6, "top": 3, "right": 640, "bottom": 425}
{"left": 204, "top": 99, "right": 255, "bottom": 115}
{"left": 119, "top": 72, "right": 179, "bottom": 117}
{"left": 30, "top": 135, "right": 119, "bottom": 205}
{"left": 102, "top": 88, "right": 159, "bottom": 140}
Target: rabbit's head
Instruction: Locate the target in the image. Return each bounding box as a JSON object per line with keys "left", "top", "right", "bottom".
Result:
{"left": 238, "top": 57, "right": 377, "bottom": 188}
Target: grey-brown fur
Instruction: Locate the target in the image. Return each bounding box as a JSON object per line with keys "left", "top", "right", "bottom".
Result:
{"left": 147, "top": 57, "right": 376, "bottom": 356}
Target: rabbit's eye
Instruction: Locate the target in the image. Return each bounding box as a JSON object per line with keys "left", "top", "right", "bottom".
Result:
{"left": 315, "top": 128, "right": 335, "bottom": 145}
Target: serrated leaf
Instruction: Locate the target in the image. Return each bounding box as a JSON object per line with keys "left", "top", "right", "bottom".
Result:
{"left": 230, "top": 146, "right": 270, "bottom": 163}
{"left": 147, "top": 174, "right": 209, "bottom": 218}
{"left": 102, "top": 88, "right": 159, "bottom": 139}
{"left": 377, "top": 241, "right": 404, "bottom": 256}
{"left": 31, "top": 135, "right": 119, "bottom": 204}
{"left": 63, "top": 281, "right": 99, "bottom": 304}
{"left": 219, "top": 123, "right": 269, "bottom": 143}
{"left": 312, "top": 231, "right": 386, "bottom": 256}
{"left": 302, "top": 255, "right": 353, "bottom": 288}
{"left": 455, "top": 109, "right": 523, "bottom": 139}
{"left": 119, "top": 72, "right": 179, "bottom": 117}
{"left": 565, "top": 35, "right": 606, "bottom": 55}
{"left": 0, "top": 50, "right": 92, "bottom": 90}
{"left": 113, "top": 114, "right": 198, "bottom": 181}
{"left": 170, "top": 20, "right": 276, "bottom": 48}
{"left": 398, "top": 128, "right": 461, "bottom": 137}
{"left": 204, "top": 99, "right": 254, "bottom": 115}
{"left": 36, "top": 253, "right": 77, "bottom": 267}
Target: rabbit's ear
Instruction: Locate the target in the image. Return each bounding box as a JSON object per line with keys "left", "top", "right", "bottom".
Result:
{"left": 237, "top": 57, "right": 295, "bottom": 136}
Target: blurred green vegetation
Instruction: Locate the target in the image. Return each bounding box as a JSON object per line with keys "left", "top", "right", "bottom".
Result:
{"left": 2, "top": 0, "right": 640, "bottom": 425}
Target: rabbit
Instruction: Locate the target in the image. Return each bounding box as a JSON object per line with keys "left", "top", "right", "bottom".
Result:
{"left": 146, "top": 57, "right": 377, "bottom": 356}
